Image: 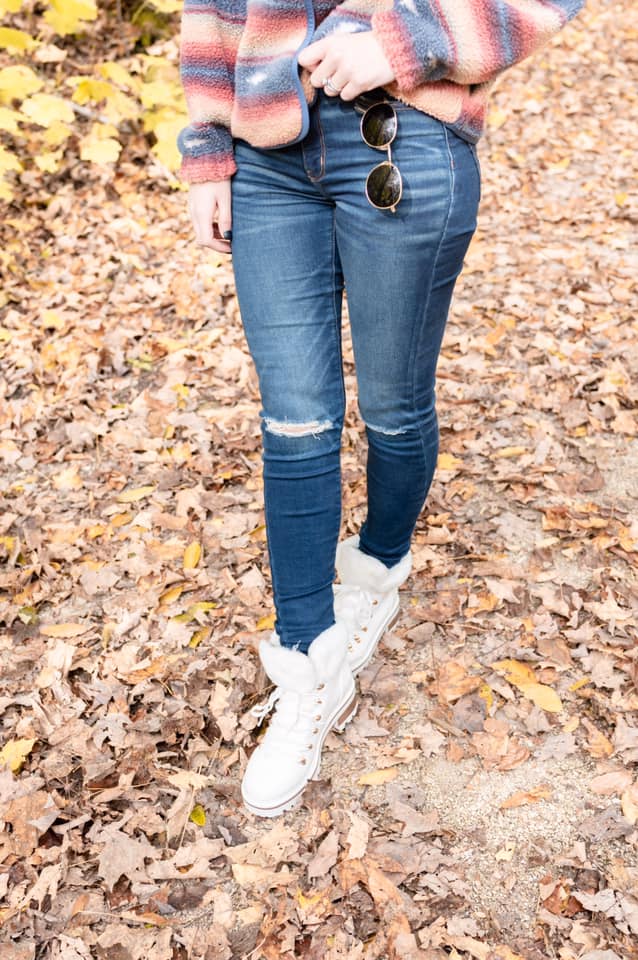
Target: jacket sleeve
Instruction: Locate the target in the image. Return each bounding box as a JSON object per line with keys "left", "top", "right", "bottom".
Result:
{"left": 177, "top": 0, "right": 240, "bottom": 182}
{"left": 314, "top": 0, "right": 584, "bottom": 92}
{"left": 369, "top": 0, "right": 585, "bottom": 91}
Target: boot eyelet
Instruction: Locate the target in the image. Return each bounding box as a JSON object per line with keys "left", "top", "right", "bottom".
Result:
{"left": 362, "top": 626, "right": 368, "bottom": 632}
{"left": 355, "top": 637, "right": 362, "bottom": 643}
{"left": 313, "top": 727, "right": 319, "bottom": 734}
{"left": 299, "top": 757, "right": 307, "bottom": 765}
{"left": 317, "top": 683, "right": 325, "bottom": 690}
{"left": 316, "top": 699, "right": 323, "bottom": 704}
{"left": 372, "top": 599, "right": 378, "bottom": 605}
{"left": 347, "top": 643, "right": 353, "bottom": 651}
{"left": 307, "top": 744, "right": 313, "bottom": 750}
{"left": 314, "top": 714, "right": 322, "bottom": 721}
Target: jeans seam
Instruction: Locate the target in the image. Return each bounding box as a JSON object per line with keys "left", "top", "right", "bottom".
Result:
{"left": 331, "top": 208, "right": 346, "bottom": 421}
{"left": 408, "top": 124, "right": 455, "bottom": 503}
{"left": 469, "top": 143, "right": 482, "bottom": 199}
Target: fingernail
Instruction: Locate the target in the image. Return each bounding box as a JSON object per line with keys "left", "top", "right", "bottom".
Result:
{"left": 222, "top": 229, "right": 232, "bottom": 241}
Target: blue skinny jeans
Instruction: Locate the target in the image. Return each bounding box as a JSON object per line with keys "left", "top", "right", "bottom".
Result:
{"left": 230, "top": 87, "right": 480, "bottom": 653}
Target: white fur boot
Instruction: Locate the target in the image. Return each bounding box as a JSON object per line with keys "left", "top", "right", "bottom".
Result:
{"left": 334, "top": 534, "right": 411, "bottom": 674}
{"left": 241, "top": 621, "right": 357, "bottom": 817}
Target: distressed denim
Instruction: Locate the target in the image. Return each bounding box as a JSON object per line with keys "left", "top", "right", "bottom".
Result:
{"left": 230, "top": 87, "right": 480, "bottom": 652}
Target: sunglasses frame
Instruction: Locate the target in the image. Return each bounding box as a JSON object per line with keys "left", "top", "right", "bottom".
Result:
{"left": 358, "top": 99, "right": 403, "bottom": 214}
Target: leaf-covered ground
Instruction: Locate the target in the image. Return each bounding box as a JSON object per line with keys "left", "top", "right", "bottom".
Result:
{"left": 1, "top": 1, "right": 637, "bottom": 958}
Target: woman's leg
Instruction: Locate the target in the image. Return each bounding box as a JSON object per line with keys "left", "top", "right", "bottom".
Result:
{"left": 318, "top": 90, "right": 481, "bottom": 566}
{"left": 230, "top": 133, "right": 346, "bottom": 652}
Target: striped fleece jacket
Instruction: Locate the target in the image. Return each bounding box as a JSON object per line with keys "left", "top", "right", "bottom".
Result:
{"left": 177, "top": 0, "right": 584, "bottom": 183}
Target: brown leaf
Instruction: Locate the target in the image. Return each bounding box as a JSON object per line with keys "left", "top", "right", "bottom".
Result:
{"left": 500, "top": 784, "right": 552, "bottom": 809}
{"left": 432, "top": 660, "right": 483, "bottom": 703}
{"left": 589, "top": 769, "right": 633, "bottom": 796}
{"left": 307, "top": 829, "right": 339, "bottom": 880}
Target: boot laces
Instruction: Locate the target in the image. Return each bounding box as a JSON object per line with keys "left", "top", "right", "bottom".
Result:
{"left": 334, "top": 584, "right": 376, "bottom": 637}
{"left": 250, "top": 683, "right": 327, "bottom": 758}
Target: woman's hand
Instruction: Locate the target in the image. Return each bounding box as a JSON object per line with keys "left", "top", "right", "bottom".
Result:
{"left": 297, "top": 31, "right": 395, "bottom": 101}
{"left": 188, "top": 178, "right": 233, "bottom": 254}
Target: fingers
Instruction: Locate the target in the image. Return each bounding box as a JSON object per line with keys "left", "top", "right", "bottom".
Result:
{"left": 188, "top": 180, "right": 232, "bottom": 254}
{"left": 335, "top": 81, "right": 360, "bottom": 102}
{"left": 300, "top": 33, "right": 395, "bottom": 100}
{"left": 297, "top": 37, "right": 327, "bottom": 68}
{"left": 216, "top": 180, "right": 232, "bottom": 241}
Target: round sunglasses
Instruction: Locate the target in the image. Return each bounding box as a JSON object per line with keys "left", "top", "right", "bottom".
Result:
{"left": 358, "top": 98, "right": 403, "bottom": 213}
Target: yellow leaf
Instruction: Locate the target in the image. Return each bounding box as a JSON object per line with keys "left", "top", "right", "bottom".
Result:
{"left": 0, "top": 178, "right": 14, "bottom": 201}
{"left": 71, "top": 77, "right": 116, "bottom": 105}
{"left": 183, "top": 541, "right": 201, "bottom": 571}
{"left": 116, "top": 485, "right": 156, "bottom": 503}
{"left": 33, "top": 150, "right": 63, "bottom": 173}
{"left": 492, "top": 659, "right": 538, "bottom": 687}
{"left": 98, "top": 61, "right": 138, "bottom": 90}
{"left": 0, "top": 65, "right": 43, "bottom": 103}
{"left": 0, "top": 0, "right": 23, "bottom": 14}
{"left": 0, "top": 145, "right": 22, "bottom": 175}
{"left": 189, "top": 804, "right": 206, "bottom": 826}
{"left": 160, "top": 584, "right": 184, "bottom": 604}
{"left": 139, "top": 78, "right": 183, "bottom": 110}
{"left": 149, "top": 0, "right": 183, "bottom": 12}
{"left": 519, "top": 682, "right": 563, "bottom": 713}
{"left": 615, "top": 192, "right": 628, "bottom": 207}
{"left": 0, "top": 738, "right": 36, "bottom": 772}
{"left": 547, "top": 157, "right": 570, "bottom": 172}
{"left": 42, "top": 119, "right": 72, "bottom": 147}
{"left": 492, "top": 446, "right": 527, "bottom": 459}
{"left": 0, "top": 106, "right": 21, "bottom": 133}
{"left": 40, "top": 622, "right": 90, "bottom": 638}
{"left": 151, "top": 116, "right": 184, "bottom": 170}
{"left": 437, "top": 452, "right": 463, "bottom": 470}
{"left": 44, "top": 0, "right": 98, "bottom": 36}
{"left": 0, "top": 27, "right": 37, "bottom": 52}
{"left": 80, "top": 128, "right": 121, "bottom": 164}
{"left": 111, "top": 512, "right": 132, "bottom": 527}
{"left": 358, "top": 767, "right": 398, "bottom": 786}
{"left": 296, "top": 889, "right": 327, "bottom": 911}
{"left": 467, "top": 591, "right": 500, "bottom": 613}
{"left": 478, "top": 682, "right": 494, "bottom": 711}
{"left": 257, "top": 613, "right": 276, "bottom": 631}
{"left": 173, "top": 601, "right": 217, "bottom": 622}
{"left": 189, "top": 626, "right": 212, "bottom": 648}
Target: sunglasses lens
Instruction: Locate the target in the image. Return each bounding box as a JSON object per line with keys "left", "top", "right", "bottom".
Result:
{"left": 361, "top": 102, "right": 397, "bottom": 148}
{"left": 366, "top": 161, "right": 402, "bottom": 209}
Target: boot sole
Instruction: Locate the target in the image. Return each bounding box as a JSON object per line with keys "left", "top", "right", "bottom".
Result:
{"left": 242, "top": 683, "right": 359, "bottom": 819}
{"left": 349, "top": 598, "right": 400, "bottom": 676}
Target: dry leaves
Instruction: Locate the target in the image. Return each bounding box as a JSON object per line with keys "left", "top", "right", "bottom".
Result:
{"left": 1, "top": 2, "right": 637, "bottom": 958}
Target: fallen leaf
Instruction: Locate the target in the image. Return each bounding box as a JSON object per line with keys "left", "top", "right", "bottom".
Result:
{"left": 358, "top": 767, "right": 399, "bottom": 786}
{"left": 500, "top": 784, "right": 552, "bottom": 809}
{"left": 183, "top": 540, "right": 201, "bottom": 570}
{"left": 0, "top": 738, "right": 36, "bottom": 772}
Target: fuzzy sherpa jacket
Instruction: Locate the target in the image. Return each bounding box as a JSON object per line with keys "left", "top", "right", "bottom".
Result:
{"left": 177, "top": 0, "right": 584, "bottom": 183}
